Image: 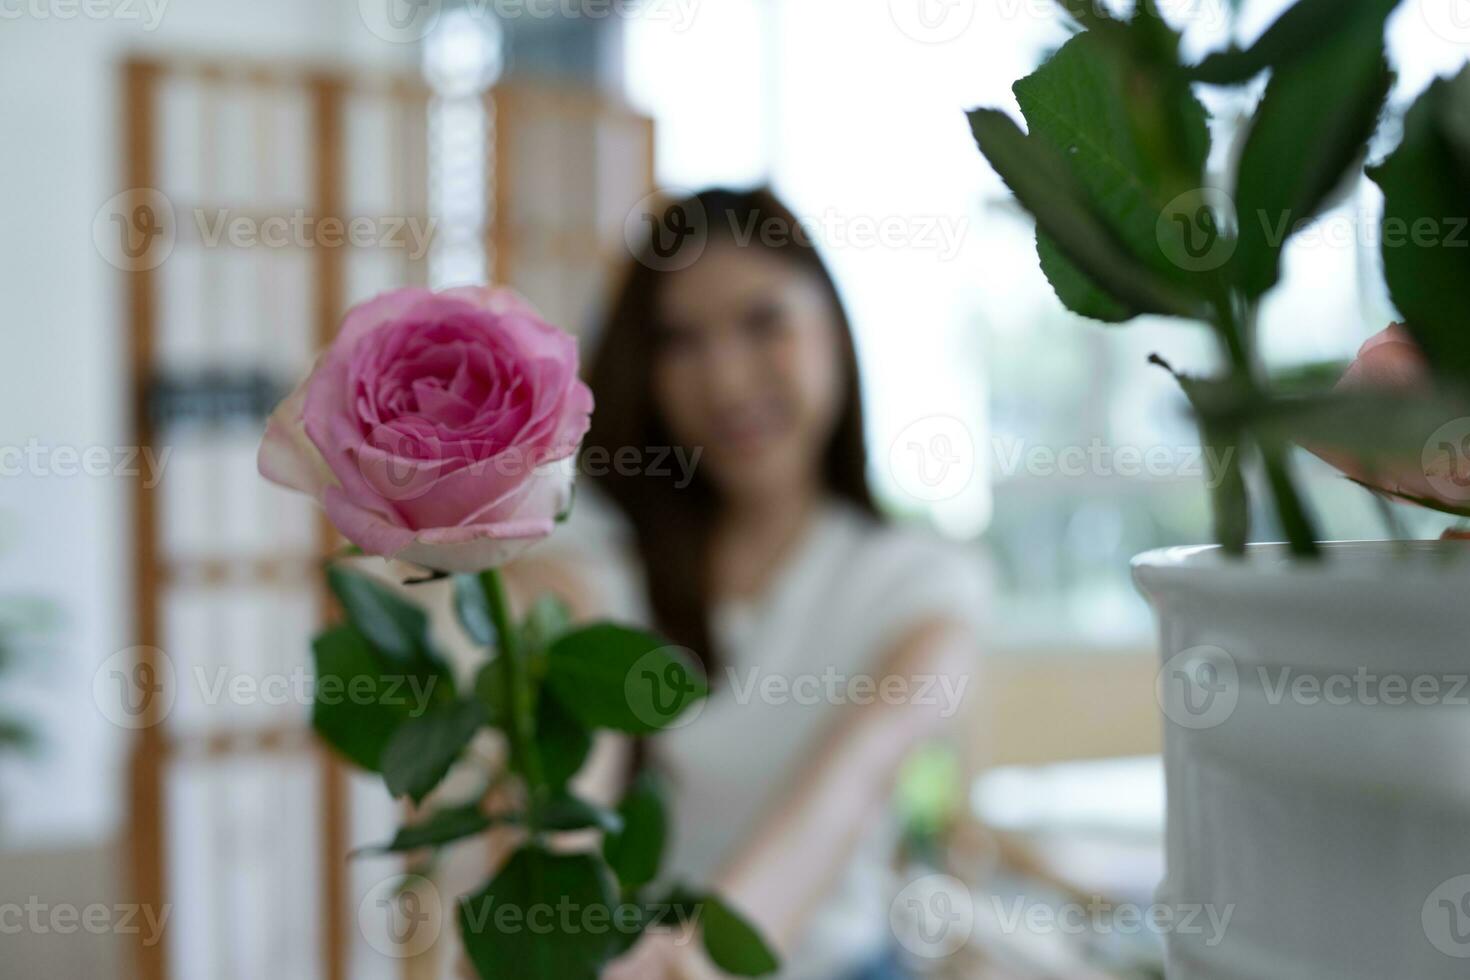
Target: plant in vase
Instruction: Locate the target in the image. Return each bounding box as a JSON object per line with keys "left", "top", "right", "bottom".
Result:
{"left": 970, "top": 0, "right": 1470, "bottom": 544}
{"left": 259, "top": 287, "right": 778, "bottom": 979}
{"left": 969, "top": 0, "right": 1470, "bottom": 976}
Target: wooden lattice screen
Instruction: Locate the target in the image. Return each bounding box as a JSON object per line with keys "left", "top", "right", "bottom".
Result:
{"left": 121, "top": 54, "right": 653, "bottom": 980}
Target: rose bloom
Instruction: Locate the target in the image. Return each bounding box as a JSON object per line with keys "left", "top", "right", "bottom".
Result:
{"left": 258, "top": 286, "right": 593, "bottom": 572}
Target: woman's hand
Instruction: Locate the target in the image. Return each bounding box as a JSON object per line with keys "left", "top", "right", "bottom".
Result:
{"left": 601, "top": 928, "right": 722, "bottom": 980}
{"left": 1314, "top": 322, "right": 1470, "bottom": 513}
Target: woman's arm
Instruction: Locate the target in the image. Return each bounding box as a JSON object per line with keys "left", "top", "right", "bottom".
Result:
{"left": 604, "top": 616, "right": 978, "bottom": 980}
{"left": 711, "top": 616, "right": 979, "bottom": 955}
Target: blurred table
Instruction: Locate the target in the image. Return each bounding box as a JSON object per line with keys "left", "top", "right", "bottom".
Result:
{"left": 965, "top": 756, "right": 1167, "bottom": 979}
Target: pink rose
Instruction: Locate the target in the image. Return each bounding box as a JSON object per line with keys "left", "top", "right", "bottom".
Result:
{"left": 258, "top": 286, "right": 593, "bottom": 572}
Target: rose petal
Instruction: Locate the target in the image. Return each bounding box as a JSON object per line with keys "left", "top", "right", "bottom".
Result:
{"left": 456, "top": 460, "right": 574, "bottom": 529}
{"left": 439, "top": 285, "right": 542, "bottom": 320}
{"left": 336, "top": 288, "right": 436, "bottom": 350}
{"left": 395, "top": 521, "right": 556, "bottom": 573}
{"left": 258, "top": 373, "right": 335, "bottom": 498}
{"left": 322, "top": 486, "right": 417, "bottom": 558}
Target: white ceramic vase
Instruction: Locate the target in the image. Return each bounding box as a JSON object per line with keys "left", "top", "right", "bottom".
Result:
{"left": 1134, "top": 541, "right": 1470, "bottom": 979}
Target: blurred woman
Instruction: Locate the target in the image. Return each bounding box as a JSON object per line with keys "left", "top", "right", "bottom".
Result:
{"left": 516, "top": 187, "right": 987, "bottom": 980}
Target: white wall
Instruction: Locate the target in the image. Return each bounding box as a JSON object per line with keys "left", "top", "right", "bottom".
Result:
{"left": 0, "top": 0, "right": 415, "bottom": 850}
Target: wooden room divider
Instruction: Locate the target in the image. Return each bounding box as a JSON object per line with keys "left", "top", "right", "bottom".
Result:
{"left": 120, "top": 53, "right": 653, "bottom": 980}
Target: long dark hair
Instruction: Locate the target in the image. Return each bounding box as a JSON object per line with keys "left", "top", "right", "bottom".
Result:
{"left": 583, "top": 187, "right": 876, "bottom": 673}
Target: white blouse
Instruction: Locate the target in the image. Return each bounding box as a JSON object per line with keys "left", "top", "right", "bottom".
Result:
{"left": 548, "top": 487, "right": 989, "bottom": 979}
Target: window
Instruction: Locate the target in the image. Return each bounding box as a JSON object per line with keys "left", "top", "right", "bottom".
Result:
{"left": 626, "top": 0, "right": 1469, "bottom": 651}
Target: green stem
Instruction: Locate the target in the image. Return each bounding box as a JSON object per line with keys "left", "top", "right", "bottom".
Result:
{"left": 1213, "top": 290, "right": 1319, "bottom": 557}
{"left": 480, "top": 568, "right": 546, "bottom": 836}
{"left": 1211, "top": 284, "right": 1253, "bottom": 381}
{"left": 1259, "top": 444, "right": 1319, "bottom": 556}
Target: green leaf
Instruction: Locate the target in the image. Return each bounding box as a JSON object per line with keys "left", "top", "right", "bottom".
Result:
{"left": 327, "top": 565, "right": 428, "bottom": 663}
{"left": 311, "top": 624, "right": 423, "bottom": 772}
{"left": 1052, "top": 0, "right": 1123, "bottom": 33}
{"left": 520, "top": 594, "right": 573, "bottom": 655}
{"left": 1267, "top": 359, "right": 1354, "bottom": 394}
{"left": 1190, "top": 0, "right": 1402, "bottom": 84}
{"left": 459, "top": 846, "right": 616, "bottom": 980}
{"left": 539, "top": 793, "right": 624, "bottom": 834}
{"left": 1252, "top": 388, "right": 1469, "bottom": 461}
{"left": 639, "top": 887, "right": 778, "bottom": 977}
{"left": 1013, "top": 30, "right": 1212, "bottom": 287}
{"left": 607, "top": 903, "right": 646, "bottom": 957}
{"left": 700, "top": 896, "right": 780, "bottom": 977}
{"left": 1370, "top": 66, "right": 1470, "bottom": 379}
{"left": 1154, "top": 361, "right": 1250, "bottom": 554}
{"left": 1203, "top": 421, "right": 1249, "bottom": 555}
{"left": 1260, "top": 444, "right": 1320, "bottom": 557}
{"left": 535, "top": 686, "right": 593, "bottom": 789}
{"left": 0, "top": 716, "right": 33, "bottom": 750}
{"left": 1445, "top": 68, "right": 1470, "bottom": 174}
{"left": 968, "top": 108, "right": 1201, "bottom": 320}
{"left": 604, "top": 771, "right": 668, "bottom": 892}
{"left": 1347, "top": 479, "right": 1470, "bottom": 520}
{"left": 544, "top": 624, "right": 708, "bottom": 735}
{"left": 360, "top": 801, "right": 495, "bottom": 853}
{"left": 472, "top": 657, "right": 506, "bottom": 729}
{"left": 1230, "top": 11, "right": 1392, "bottom": 298}
{"left": 1037, "top": 233, "right": 1134, "bottom": 322}
{"left": 328, "top": 565, "right": 453, "bottom": 695}
{"left": 453, "top": 573, "right": 496, "bottom": 646}
{"left": 381, "top": 699, "right": 486, "bottom": 804}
